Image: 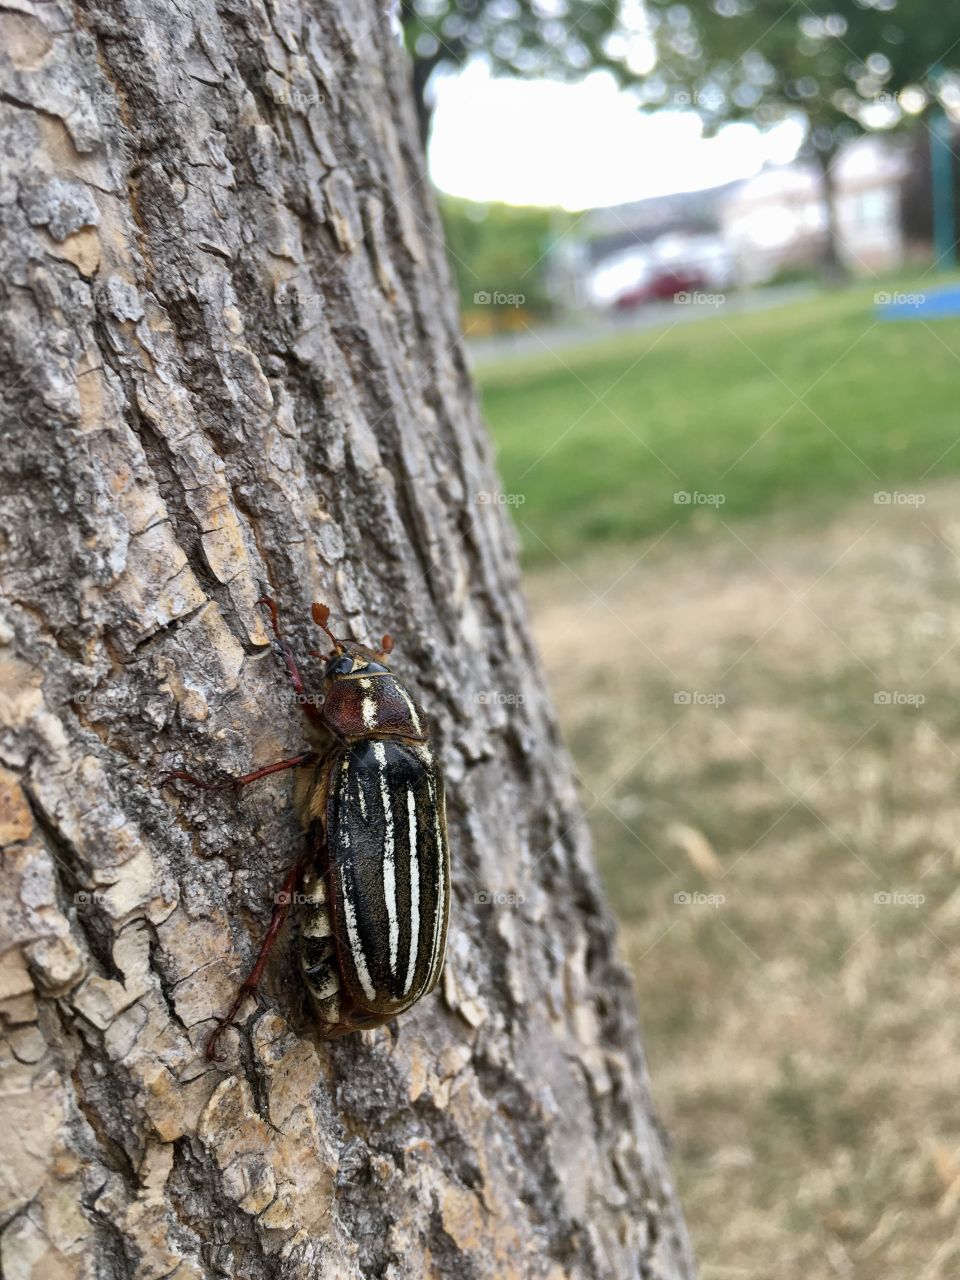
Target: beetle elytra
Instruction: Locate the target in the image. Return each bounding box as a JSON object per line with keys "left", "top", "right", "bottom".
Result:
{"left": 162, "top": 597, "right": 450, "bottom": 1059}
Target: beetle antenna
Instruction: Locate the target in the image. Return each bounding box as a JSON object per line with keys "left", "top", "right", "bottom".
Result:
{"left": 378, "top": 634, "right": 395, "bottom": 662}
{"left": 311, "top": 602, "right": 343, "bottom": 653}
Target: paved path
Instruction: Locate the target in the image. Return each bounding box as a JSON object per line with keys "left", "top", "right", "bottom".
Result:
{"left": 466, "top": 283, "right": 816, "bottom": 368}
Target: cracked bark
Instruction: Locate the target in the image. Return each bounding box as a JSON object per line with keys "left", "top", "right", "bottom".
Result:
{"left": 0, "top": 2, "right": 696, "bottom": 1277}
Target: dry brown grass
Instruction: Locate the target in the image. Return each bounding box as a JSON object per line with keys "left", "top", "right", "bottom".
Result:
{"left": 526, "top": 484, "right": 960, "bottom": 1279}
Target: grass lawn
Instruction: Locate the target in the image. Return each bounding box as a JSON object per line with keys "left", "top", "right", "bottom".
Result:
{"left": 477, "top": 278, "right": 960, "bottom": 1278}
{"left": 477, "top": 277, "right": 960, "bottom": 562}
{"left": 524, "top": 496, "right": 960, "bottom": 1280}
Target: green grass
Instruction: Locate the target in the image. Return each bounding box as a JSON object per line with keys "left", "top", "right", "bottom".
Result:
{"left": 477, "top": 277, "right": 960, "bottom": 562}
{"left": 509, "top": 278, "right": 960, "bottom": 1277}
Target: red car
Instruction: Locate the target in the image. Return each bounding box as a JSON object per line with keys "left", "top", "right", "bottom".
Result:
{"left": 614, "top": 267, "right": 708, "bottom": 310}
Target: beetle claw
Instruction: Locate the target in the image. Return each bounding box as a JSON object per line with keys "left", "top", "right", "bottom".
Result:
{"left": 205, "top": 1028, "right": 231, "bottom": 1062}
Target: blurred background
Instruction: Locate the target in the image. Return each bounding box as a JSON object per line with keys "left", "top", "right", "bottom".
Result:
{"left": 402, "top": 3, "right": 960, "bottom": 1275}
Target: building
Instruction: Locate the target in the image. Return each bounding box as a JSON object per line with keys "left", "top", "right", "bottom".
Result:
{"left": 563, "top": 134, "right": 912, "bottom": 307}
{"left": 721, "top": 135, "right": 911, "bottom": 284}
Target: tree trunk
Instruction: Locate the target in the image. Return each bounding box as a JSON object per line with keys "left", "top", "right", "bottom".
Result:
{"left": 0, "top": 3, "right": 695, "bottom": 1278}
{"left": 410, "top": 48, "right": 444, "bottom": 149}
{"left": 814, "top": 148, "right": 849, "bottom": 284}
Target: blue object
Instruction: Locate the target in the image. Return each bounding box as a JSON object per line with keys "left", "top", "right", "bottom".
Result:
{"left": 875, "top": 284, "right": 960, "bottom": 318}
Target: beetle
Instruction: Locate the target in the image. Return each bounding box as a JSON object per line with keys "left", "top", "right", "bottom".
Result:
{"left": 162, "top": 596, "right": 450, "bottom": 1059}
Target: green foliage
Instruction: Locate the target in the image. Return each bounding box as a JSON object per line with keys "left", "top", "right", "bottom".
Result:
{"left": 401, "top": 0, "right": 627, "bottom": 96}
{"left": 643, "top": 1, "right": 960, "bottom": 154}
{"left": 438, "top": 196, "right": 567, "bottom": 316}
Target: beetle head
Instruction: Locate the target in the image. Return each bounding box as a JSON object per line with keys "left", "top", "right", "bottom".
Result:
{"left": 323, "top": 647, "right": 390, "bottom": 680}
{"left": 311, "top": 603, "right": 395, "bottom": 678}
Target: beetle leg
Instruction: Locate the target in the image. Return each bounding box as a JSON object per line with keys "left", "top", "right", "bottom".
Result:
{"left": 206, "top": 855, "right": 307, "bottom": 1061}
{"left": 256, "top": 595, "right": 326, "bottom": 728}
{"left": 161, "top": 750, "right": 317, "bottom": 793}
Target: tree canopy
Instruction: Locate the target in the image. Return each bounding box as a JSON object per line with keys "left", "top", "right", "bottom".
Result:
{"left": 403, "top": 0, "right": 960, "bottom": 156}
{"left": 642, "top": 0, "right": 960, "bottom": 156}
{"left": 401, "top": 0, "right": 641, "bottom": 133}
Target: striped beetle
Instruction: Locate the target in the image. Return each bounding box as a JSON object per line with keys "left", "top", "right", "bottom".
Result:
{"left": 163, "top": 597, "right": 450, "bottom": 1058}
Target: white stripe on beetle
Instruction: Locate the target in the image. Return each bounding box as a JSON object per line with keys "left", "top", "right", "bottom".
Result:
{"left": 359, "top": 677, "right": 378, "bottom": 729}
{"left": 397, "top": 685, "right": 423, "bottom": 735}
{"left": 373, "top": 741, "right": 400, "bottom": 977}
{"left": 427, "top": 775, "right": 446, "bottom": 985}
{"left": 341, "top": 877, "right": 376, "bottom": 1001}
{"left": 403, "top": 787, "right": 420, "bottom": 995}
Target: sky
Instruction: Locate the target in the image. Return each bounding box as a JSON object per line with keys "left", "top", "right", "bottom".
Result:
{"left": 428, "top": 62, "right": 807, "bottom": 211}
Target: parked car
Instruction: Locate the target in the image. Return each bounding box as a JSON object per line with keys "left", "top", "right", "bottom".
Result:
{"left": 613, "top": 267, "right": 707, "bottom": 310}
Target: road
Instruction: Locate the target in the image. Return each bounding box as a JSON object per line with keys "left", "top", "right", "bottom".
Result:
{"left": 466, "top": 283, "right": 816, "bottom": 368}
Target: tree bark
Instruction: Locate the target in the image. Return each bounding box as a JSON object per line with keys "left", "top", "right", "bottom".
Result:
{"left": 0, "top": 3, "right": 695, "bottom": 1278}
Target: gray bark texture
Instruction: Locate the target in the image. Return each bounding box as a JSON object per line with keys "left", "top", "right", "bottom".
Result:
{"left": 0, "top": 2, "right": 696, "bottom": 1277}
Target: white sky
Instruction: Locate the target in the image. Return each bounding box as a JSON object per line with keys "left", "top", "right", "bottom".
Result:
{"left": 429, "top": 62, "right": 806, "bottom": 211}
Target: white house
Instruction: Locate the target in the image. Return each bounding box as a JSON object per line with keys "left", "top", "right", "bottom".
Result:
{"left": 720, "top": 135, "right": 910, "bottom": 284}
